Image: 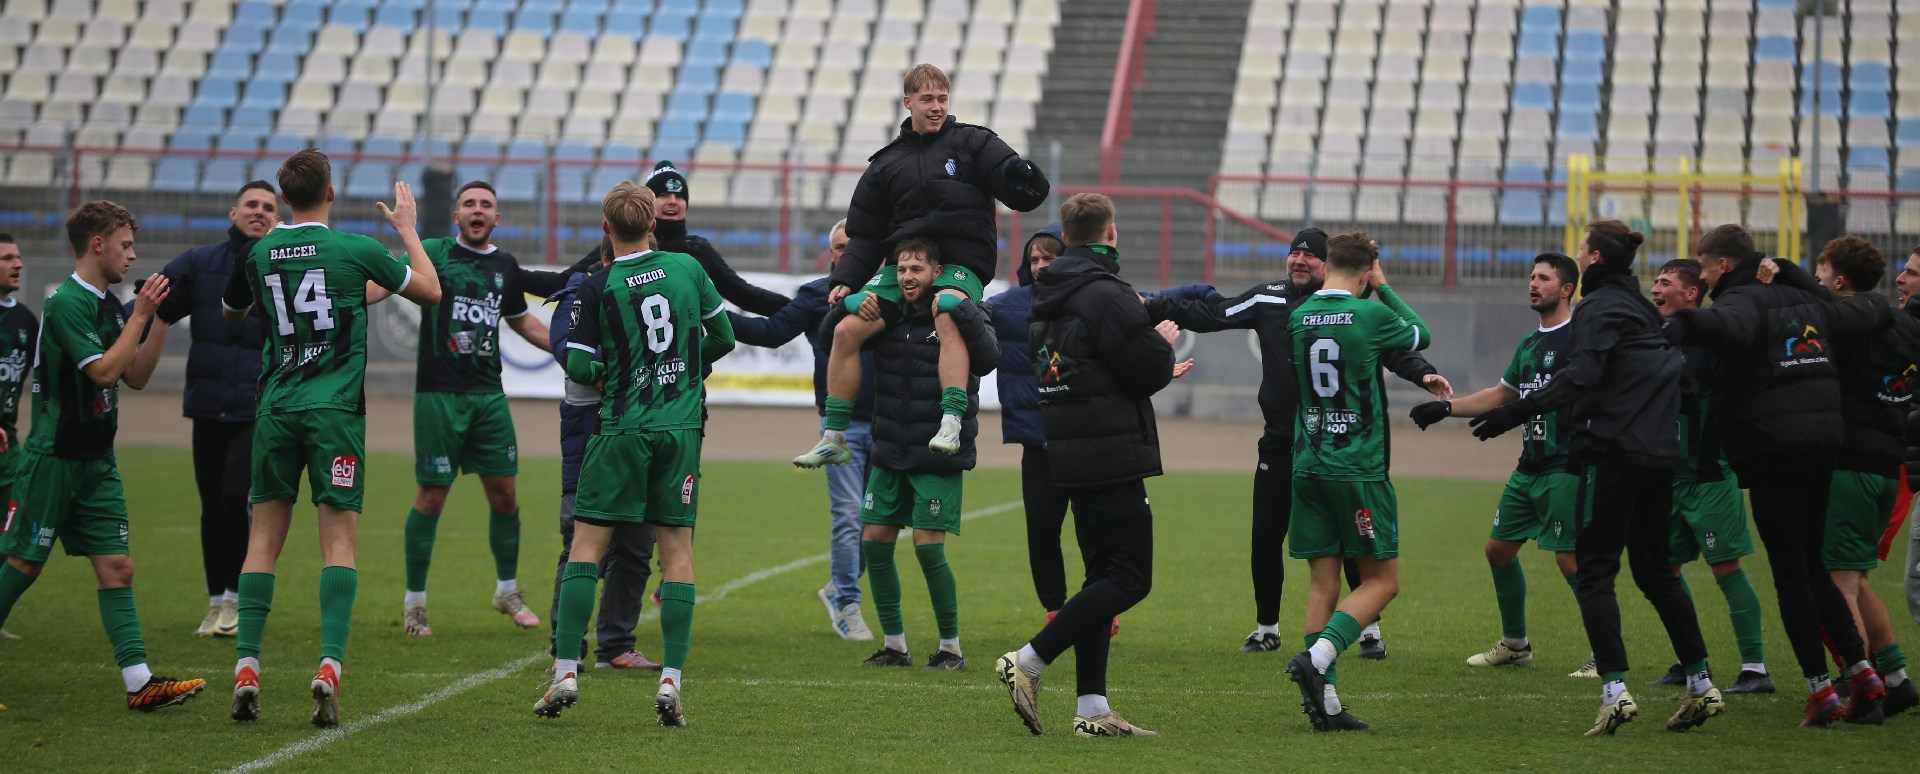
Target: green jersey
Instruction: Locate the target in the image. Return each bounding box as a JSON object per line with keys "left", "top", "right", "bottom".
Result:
{"left": 224, "top": 222, "right": 412, "bottom": 416}
{"left": 1288, "top": 287, "right": 1430, "bottom": 481}
{"left": 568, "top": 250, "right": 724, "bottom": 434}
{"left": 1499, "top": 320, "right": 1573, "bottom": 475}
{"left": 415, "top": 237, "right": 530, "bottom": 394}
{"left": 0, "top": 299, "right": 40, "bottom": 447}
{"left": 1674, "top": 344, "right": 1731, "bottom": 484}
{"left": 28, "top": 275, "right": 125, "bottom": 459}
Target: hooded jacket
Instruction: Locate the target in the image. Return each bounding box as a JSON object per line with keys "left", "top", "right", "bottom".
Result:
{"left": 1029, "top": 244, "right": 1174, "bottom": 488}
{"left": 1520, "top": 266, "right": 1680, "bottom": 469}
{"left": 828, "top": 116, "right": 1049, "bottom": 293}
{"left": 822, "top": 294, "right": 998, "bottom": 475}
{"left": 727, "top": 275, "right": 876, "bottom": 420}
{"left": 1673, "top": 257, "right": 1890, "bottom": 472}
{"left": 1762, "top": 260, "right": 1918, "bottom": 477}
{"left": 159, "top": 225, "right": 267, "bottom": 422}
{"left": 1144, "top": 274, "right": 1437, "bottom": 449}
{"left": 568, "top": 221, "right": 790, "bottom": 318}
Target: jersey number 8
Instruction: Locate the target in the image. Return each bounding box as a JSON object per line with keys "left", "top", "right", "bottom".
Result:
{"left": 640, "top": 294, "right": 673, "bottom": 353}
{"left": 263, "top": 269, "right": 334, "bottom": 336}
{"left": 1310, "top": 339, "right": 1341, "bottom": 398}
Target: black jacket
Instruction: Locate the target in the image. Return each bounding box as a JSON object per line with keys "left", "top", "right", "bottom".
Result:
{"left": 1766, "top": 261, "right": 1919, "bottom": 476}
{"left": 569, "top": 221, "right": 790, "bottom": 318}
{"left": 829, "top": 116, "right": 1049, "bottom": 292}
{"left": 822, "top": 296, "right": 998, "bottom": 474}
{"left": 1145, "top": 276, "right": 1437, "bottom": 445}
{"left": 1674, "top": 257, "right": 1889, "bottom": 471}
{"left": 1030, "top": 245, "right": 1174, "bottom": 488}
{"left": 1523, "top": 270, "right": 1680, "bottom": 469}
{"left": 160, "top": 226, "right": 267, "bottom": 422}
{"left": 727, "top": 276, "right": 876, "bottom": 420}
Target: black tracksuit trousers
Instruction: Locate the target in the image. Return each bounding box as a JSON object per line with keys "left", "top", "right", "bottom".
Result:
{"left": 1028, "top": 480, "right": 1153, "bottom": 697}
{"left": 1741, "top": 463, "right": 1867, "bottom": 678}
{"left": 1574, "top": 460, "right": 1708, "bottom": 677}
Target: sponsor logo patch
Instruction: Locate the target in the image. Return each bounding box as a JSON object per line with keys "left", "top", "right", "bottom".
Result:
{"left": 1355, "top": 508, "right": 1375, "bottom": 538}
{"left": 681, "top": 473, "right": 696, "bottom": 505}
{"left": 331, "top": 455, "right": 358, "bottom": 488}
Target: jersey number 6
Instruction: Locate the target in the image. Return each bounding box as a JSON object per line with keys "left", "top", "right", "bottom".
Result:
{"left": 1310, "top": 338, "right": 1341, "bottom": 398}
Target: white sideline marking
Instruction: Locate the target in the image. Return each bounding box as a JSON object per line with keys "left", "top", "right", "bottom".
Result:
{"left": 224, "top": 499, "right": 1023, "bottom": 772}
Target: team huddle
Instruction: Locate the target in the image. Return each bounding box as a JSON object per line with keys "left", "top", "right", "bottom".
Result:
{"left": 1, "top": 62, "right": 1917, "bottom": 739}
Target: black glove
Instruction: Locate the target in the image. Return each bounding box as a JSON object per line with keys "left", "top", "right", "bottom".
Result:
{"left": 1409, "top": 400, "right": 1451, "bottom": 430}
{"left": 1661, "top": 313, "right": 1690, "bottom": 345}
{"left": 1468, "top": 399, "right": 1535, "bottom": 441}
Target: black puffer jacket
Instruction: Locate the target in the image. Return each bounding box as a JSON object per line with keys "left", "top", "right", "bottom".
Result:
{"left": 1521, "top": 269, "right": 1680, "bottom": 469}
{"left": 1766, "top": 261, "right": 1920, "bottom": 476}
{"left": 823, "top": 297, "right": 998, "bottom": 474}
{"left": 1673, "top": 257, "right": 1890, "bottom": 471}
{"left": 566, "top": 221, "right": 790, "bottom": 317}
{"left": 160, "top": 226, "right": 266, "bottom": 422}
{"left": 1030, "top": 244, "right": 1174, "bottom": 488}
{"left": 829, "top": 116, "right": 1049, "bottom": 292}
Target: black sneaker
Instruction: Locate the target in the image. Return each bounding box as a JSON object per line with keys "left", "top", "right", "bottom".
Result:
{"left": 1239, "top": 631, "right": 1283, "bottom": 653}
{"left": 1723, "top": 669, "right": 1776, "bottom": 695}
{"left": 1318, "top": 709, "right": 1370, "bottom": 731}
{"left": 1358, "top": 635, "right": 1387, "bottom": 661}
{"left": 1284, "top": 651, "right": 1331, "bottom": 731}
{"left": 923, "top": 650, "right": 967, "bottom": 671}
{"left": 861, "top": 647, "right": 913, "bottom": 667}
{"left": 1884, "top": 679, "right": 1918, "bottom": 716}
{"left": 1651, "top": 663, "right": 1686, "bottom": 686}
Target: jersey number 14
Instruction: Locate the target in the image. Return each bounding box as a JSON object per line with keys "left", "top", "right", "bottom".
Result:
{"left": 263, "top": 269, "right": 335, "bottom": 336}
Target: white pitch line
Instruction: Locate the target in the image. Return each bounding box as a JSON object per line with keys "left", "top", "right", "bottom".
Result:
{"left": 224, "top": 499, "right": 1024, "bottom": 772}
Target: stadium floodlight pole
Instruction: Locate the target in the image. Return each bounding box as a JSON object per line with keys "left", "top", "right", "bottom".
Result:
{"left": 1809, "top": 2, "right": 1823, "bottom": 195}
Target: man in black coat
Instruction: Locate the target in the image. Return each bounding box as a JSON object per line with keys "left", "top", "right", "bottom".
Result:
{"left": 1475, "top": 221, "right": 1717, "bottom": 736}
{"left": 996, "top": 194, "right": 1172, "bottom": 738}
{"left": 641, "top": 160, "right": 790, "bottom": 317}
{"left": 1669, "top": 224, "right": 1892, "bottom": 726}
{"left": 1145, "top": 228, "right": 1451, "bottom": 657}
{"left": 157, "top": 180, "right": 276, "bottom": 638}
{"left": 796, "top": 63, "right": 1049, "bottom": 469}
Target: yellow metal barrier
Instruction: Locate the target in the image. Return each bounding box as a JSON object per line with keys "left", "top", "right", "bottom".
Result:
{"left": 1564, "top": 155, "right": 1803, "bottom": 263}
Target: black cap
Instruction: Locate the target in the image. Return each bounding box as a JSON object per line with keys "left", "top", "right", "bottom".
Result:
{"left": 645, "top": 160, "right": 688, "bottom": 199}
{"left": 1290, "top": 228, "right": 1328, "bottom": 259}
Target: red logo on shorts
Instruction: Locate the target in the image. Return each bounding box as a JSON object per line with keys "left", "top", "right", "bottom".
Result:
{"left": 681, "top": 473, "right": 696, "bottom": 505}
{"left": 1355, "top": 508, "right": 1375, "bottom": 538}
{"left": 331, "top": 456, "right": 358, "bottom": 488}
{"left": 2, "top": 501, "right": 14, "bottom": 533}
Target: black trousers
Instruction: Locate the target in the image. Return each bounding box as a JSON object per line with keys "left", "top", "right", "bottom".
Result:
{"left": 1741, "top": 464, "right": 1866, "bottom": 678}
{"left": 1029, "top": 480, "right": 1153, "bottom": 697}
{"left": 192, "top": 419, "right": 253, "bottom": 598}
{"left": 1021, "top": 445, "right": 1091, "bottom": 611}
{"left": 1251, "top": 436, "right": 1368, "bottom": 626}
{"left": 1573, "top": 460, "right": 1707, "bottom": 677}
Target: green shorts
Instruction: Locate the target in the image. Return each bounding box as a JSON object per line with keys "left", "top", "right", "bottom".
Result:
{"left": 1490, "top": 470, "right": 1579, "bottom": 552}
{"left": 574, "top": 430, "right": 702, "bottom": 528}
{"left": 1824, "top": 469, "right": 1897, "bottom": 570}
{"left": 845, "top": 263, "right": 985, "bottom": 312}
{"left": 860, "top": 468, "right": 963, "bottom": 534}
{"left": 414, "top": 391, "right": 519, "bottom": 486}
{"left": 1670, "top": 477, "right": 1755, "bottom": 565}
{"left": 252, "top": 408, "right": 368, "bottom": 512}
{"left": 1288, "top": 476, "right": 1399, "bottom": 560}
{"left": 0, "top": 446, "right": 20, "bottom": 516}
{"left": 0, "top": 451, "right": 128, "bottom": 561}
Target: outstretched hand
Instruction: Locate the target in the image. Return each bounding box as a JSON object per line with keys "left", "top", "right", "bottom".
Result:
{"left": 1409, "top": 401, "right": 1451, "bottom": 430}
{"left": 1155, "top": 319, "right": 1181, "bottom": 346}
{"left": 1421, "top": 373, "right": 1453, "bottom": 399}
{"left": 1468, "top": 402, "right": 1527, "bottom": 440}
{"left": 1172, "top": 358, "right": 1194, "bottom": 378}
{"left": 377, "top": 181, "right": 418, "bottom": 234}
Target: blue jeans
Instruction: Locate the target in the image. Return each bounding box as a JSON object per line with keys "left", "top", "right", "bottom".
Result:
{"left": 825, "top": 418, "right": 873, "bottom": 608}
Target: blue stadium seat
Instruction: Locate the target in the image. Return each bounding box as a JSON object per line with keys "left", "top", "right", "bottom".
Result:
{"left": 686, "top": 41, "right": 730, "bottom": 68}
{"left": 1850, "top": 91, "right": 1891, "bottom": 119}
{"left": 1457, "top": 247, "right": 1493, "bottom": 264}
{"left": 693, "top": 14, "right": 736, "bottom": 43}
{"left": 674, "top": 66, "right": 720, "bottom": 95}
{"left": 1801, "top": 61, "right": 1843, "bottom": 87}
{"left": 1848, "top": 146, "right": 1890, "bottom": 171}
{"left": 1518, "top": 33, "right": 1559, "bottom": 58}
{"left": 232, "top": 2, "right": 278, "bottom": 32}
{"left": 266, "top": 133, "right": 309, "bottom": 154}
{"left": 1852, "top": 63, "right": 1891, "bottom": 94}
{"left": 250, "top": 160, "right": 282, "bottom": 185}
{"left": 1897, "top": 119, "right": 1920, "bottom": 146}
{"left": 569, "top": 0, "right": 617, "bottom": 13}
{"left": 712, "top": 93, "right": 755, "bottom": 123}
{"left": 1213, "top": 242, "right": 1252, "bottom": 259}
{"left": 1396, "top": 246, "right": 1443, "bottom": 263}
{"left": 512, "top": 8, "right": 557, "bottom": 35}
{"left": 605, "top": 8, "right": 648, "bottom": 35}
{"left": 1556, "top": 111, "right": 1598, "bottom": 140}
{"left": 523, "top": 0, "right": 566, "bottom": 10}
{"left": 266, "top": 29, "right": 313, "bottom": 56}
{"left": 588, "top": 168, "right": 633, "bottom": 198}
{"left": 495, "top": 166, "right": 540, "bottom": 202}
{"left": 154, "top": 158, "right": 202, "bottom": 193}
{"left": 223, "top": 27, "right": 267, "bottom": 53}
{"left": 654, "top": 2, "right": 695, "bottom": 20}
{"left": 733, "top": 39, "right": 773, "bottom": 68}
{"left": 429, "top": 6, "right": 464, "bottom": 29}
{"left": 706, "top": 120, "right": 747, "bottom": 148}
{"left": 1561, "top": 58, "right": 1603, "bottom": 87}
{"left": 210, "top": 50, "right": 253, "bottom": 74}
{"left": 468, "top": 7, "right": 510, "bottom": 34}
{"left": 239, "top": 81, "right": 287, "bottom": 110}
{"left": 347, "top": 162, "right": 396, "bottom": 198}
{"left": 1898, "top": 171, "right": 1920, "bottom": 193}
{"left": 216, "top": 130, "right": 261, "bottom": 152}
{"left": 281, "top": 3, "right": 324, "bottom": 31}
{"left": 705, "top": 0, "right": 743, "bottom": 17}
{"left": 1754, "top": 36, "right": 1794, "bottom": 61}
{"left": 650, "top": 13, "right": 691, "bottom": 39}
{"left": 602, "top": 142, "right": 642, "bottom": 164}
{"left": 650, "top": 139, "right": 695, "bottom": 165}
{"left": 1519, "top": 5, "right": 1561, "bottom": 35}
{"left": 657, "top": 117, "right": 702, "bottom": 144}
{"left": 1558, "top": 82, "right": 1600, "bottom": 114}
{"left": 1563, "top": 32, "right": 1604, "bottom": 62}
{"left": 1511, "top": 82, "right": 1553, "bottom": 111}
{"left": 229, "top": 107, "right": 276, "bottom": 134}
{"left": 1498, "top": 193, "right": 1544, "bottom": 226}
{"left": 507, "top": 139, "right": 546, "bottom": 160}
{"left": 1756, "top": 0, "right": 1793, "bottom": 8}
{"left": 362, "top": 136, "right": 406, "bottom": 158}
{"left": 319, "top": 136, "right": 359, "bottom": 156}
{"left": 182, "top": 105, "right": 227, "bottom": 130}
{"left": 554, "top": 141, "right": 596, "bottom": 203}
{"left": 409, "top": 137, "right": 454, "bottom": 161}
{"left": 1497, "top": 248, "right": 1536, "bottom": 263}
{"left": 328, "top": 0, "right": 374, "bottom": 30}
{"left": 201, "top": 158, "right": 255, "bottom": 193}
{"left": 560, "top": 8, "right": 602, "bottom": 35}
{"left": 458, "top": 137, "right": 503, "bottom": 159}
{"left": 374, "top": 6, "right": 416, "bottom": 29}
{"left": 665, "top": 93, "right": 709, "bottom": 121}
{"left": 255, "top": 54, "right": 302, "bottom": 85}
{"left": 1504, "top": 162, "right": 1547, "bottom": 184}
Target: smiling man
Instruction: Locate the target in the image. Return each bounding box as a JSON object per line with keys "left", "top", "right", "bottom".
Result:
{"left": 399, "top": 180, "right": 553, "bottom": 639}
{"left": 0, "top": 233, "right": 35, "bottom": 643}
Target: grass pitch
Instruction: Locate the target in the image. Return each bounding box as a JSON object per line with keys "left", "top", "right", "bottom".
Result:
{"left": 1, "top": 449, "right": 1915, "bottom": 771}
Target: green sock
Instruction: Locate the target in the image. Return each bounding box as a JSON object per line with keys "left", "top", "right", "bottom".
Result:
{"left": 555, "top": 562, "right": 599, "bottom": 662}
{"left": 236, "top": 572, "right": 274, "bottom": 659}
{"left": 939, "top": 387, "right": 968, "bottom": 418}
{"left": 1874, "top": 644, "right": 1907, "bottom": 675}
{"left": 404, "top": 508, "right": 439, "bottom": 593}
{"left": 0, "top": 562, "right": 37, "bottom": 628}
{"left": 96, "top": 586, "right": 146, "bottom": 669}
{"left": 1683, "top": 658, "right": 1708, "bottom": 676}
{"left": 318, "top": 566, "right": 357, "bottom": 664}
{"left": 659, "top": 582, "right": 696, "bottom": 671}
{"left": 1490, "top": 559, "right": 1528, "bottom": 640}
{"left": 488, "top": 510, "right": 520, "bottom": 583}
{"left": 824, "top": 397, "right": 854, "bottom": 432}
{"left": 1602, "top": 670, "right": 1626, "bottom": 683}
{"left": 1315, "top": 610, "right": 1364, "bottom": 656}
{"left": 915, "top": 543, "right": 959, "bottom": 640}
{"left": 864, "top": 539, "right": 903, "bottom": 637}
{"left": 1716, "top": 568, "right": 1767, "bottom": 665}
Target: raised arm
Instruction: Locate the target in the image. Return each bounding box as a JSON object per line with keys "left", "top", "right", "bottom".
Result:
{"left": 377, "top": 182, "right": 442, "bottom": 307}
{"left": 79, "top": 274, "right": 169, "bottom": 388}
{"left": 1144, "top": 282, "right": 1265, "bottom": 333}
{"left": 1098, "top": 287, "right": 1176, "bottom": 398}
{"left": 730, "top": 283, "right": 825, "bottom": 349}
{"left": 684, "top": 237, "right": 790, "bottom": 317}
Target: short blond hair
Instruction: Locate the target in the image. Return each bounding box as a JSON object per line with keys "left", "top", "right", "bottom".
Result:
{"left": 903, "top": 63, "right": 949, "bottom": 95}
{"left": 603, "top": 182, "right": 656, "bottom": 242}
{"left": 1060, "top": 194, "right": 1115, "bottom": 246}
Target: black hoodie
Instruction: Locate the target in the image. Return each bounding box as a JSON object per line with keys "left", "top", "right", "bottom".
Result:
{"left": 1520, "top": 267, "right": 1681, "bottom": 469}
{"left": 1029, "top": 244, "right": 1174, "bottom": 488}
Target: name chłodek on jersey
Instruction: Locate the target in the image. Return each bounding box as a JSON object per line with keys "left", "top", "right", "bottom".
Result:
{"left": 1301, "top": 312, "right": 1355, "bottom": 326}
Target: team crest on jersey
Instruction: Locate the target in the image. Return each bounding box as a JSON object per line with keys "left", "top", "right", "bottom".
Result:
{"left": 953, "top": 270, "right": 967, "bottom": 282}
{"left": 451, "top": 331, "right": 475, "bottom": 354}
{"left": 680, "top": 473, "right": 696, "bottom": 504}
{"left": 1354, "top": 508, "right": 1375, "bottom": 538}
{"left": 331, "top": 455, "right": 358, "bottom": 488}
{"left": 928, "top": 499, "right": 942, "bottom": 519}
{"left": 944, "top": 158, "right": 957, "bottom": 176}
{"left": 1542, "top": 351, "right": 1556, "bottom": 367}
{"left": 1303, "top": 407, "right": 1321, "bottom": 434}
{"left": 1704, "top": 531, "right": 1717, "bottom": 550}
{"left": 493, "top": 272, "right": 504, "bottom": 289}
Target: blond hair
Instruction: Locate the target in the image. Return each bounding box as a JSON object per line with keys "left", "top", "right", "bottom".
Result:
{"left": 603, "top": 182, "right": 656, "bottom": 242}
{"left": 1060, "top": 194, "right": 1115, "bottom": 246}
{"left": 903, "top": 63, "right": 950, "bottom": 95}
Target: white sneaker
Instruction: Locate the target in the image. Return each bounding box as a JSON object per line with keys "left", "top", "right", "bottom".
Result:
{"left": 655, "top": 679, "right": 686, "bottom": 727}
{"left": 793, "top": 435, "right": 851, "bottom": 468}
{"left": 1466, "top": 640, "right": 1534, "bottom": 667}
{"left": 195, "top": 606, "right": 222, "bottom": 637}
{"left": 1569, "top": 656, "right": 1599, "bottom": 679}
{"left": 214, "top": 598, "right": 239, "bottom": 637}
{"left": 819, "top": 585, "right": 874, "bottom": 640}
{"left": 928, "top": 422, "right": 961, "bottom": 455}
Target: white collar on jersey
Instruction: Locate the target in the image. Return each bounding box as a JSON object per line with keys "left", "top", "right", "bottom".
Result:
{"left": 0, "top": 296, "right": 16, "bottom": 308}
{"left": 274, "top": 222, "right": 326, "bottom": 230}
{"left": 613, "top": 250, "right": 655, "bottom": 263}
{"left": 69, "top": 272, "right": 107, "bottom": 299}
{"left": 1313, "top": 288, "right": 1354, "bottom": 297}
{"left": 1538, "top": 317, "right": 1571, "bottom": 333}
{"left": 456, "top": 240, "right": 498, "bottom": 254}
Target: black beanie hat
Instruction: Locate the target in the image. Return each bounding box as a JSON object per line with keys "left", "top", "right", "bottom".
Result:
{"left": 645, "top": 160, "right": 688, "bottom": 199}
{"left": 1290, "top": 227, "right": 1328, "bottom": 259}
